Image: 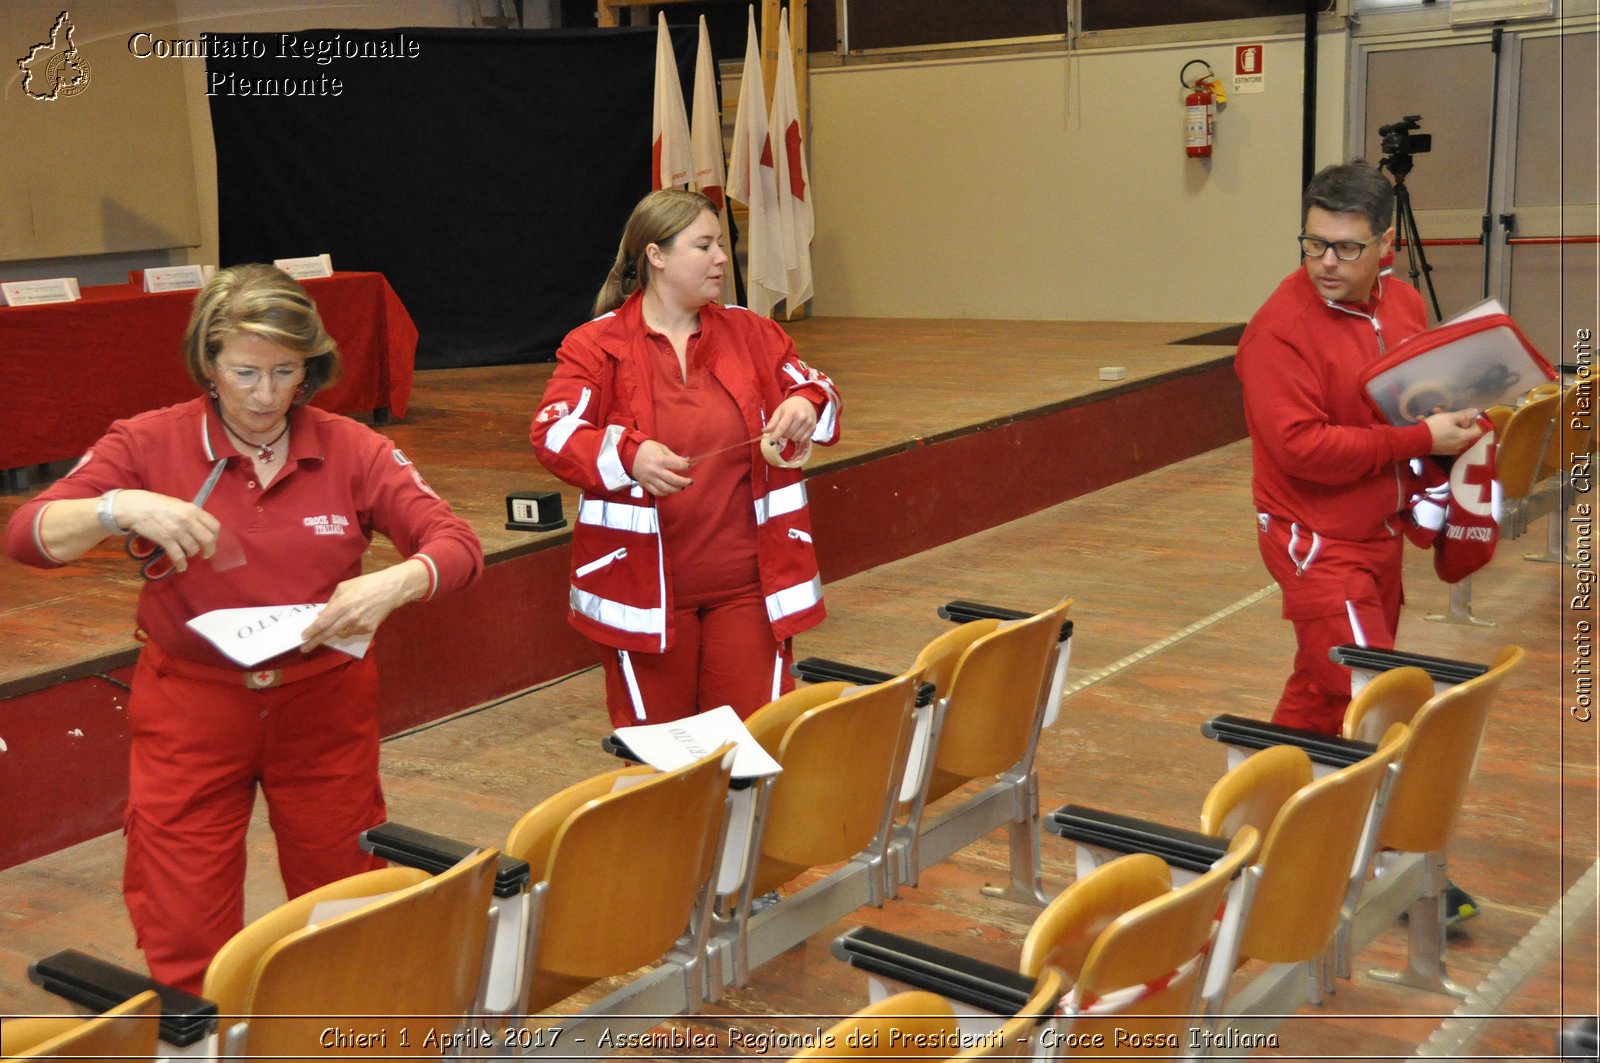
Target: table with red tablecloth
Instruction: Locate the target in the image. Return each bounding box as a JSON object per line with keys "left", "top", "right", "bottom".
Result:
{"left": 2, "top": 272, "right": 417, "bottom": 473}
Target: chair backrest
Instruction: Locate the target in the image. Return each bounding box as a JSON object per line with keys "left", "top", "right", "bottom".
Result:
{"left": 1019, "top": 853, "right": 1173, "bottom": 981}
{"left": 927, "top": 598, "right": 1071, "bottom": 801}
{"left": 1377, "top": 645, "right": 1524, "bottom": 854}
{"left": 748, "top": 671, "right": 919, "bottom": 896}
{"left": 1237, "top": 723, "right": 1409, "bottom": 964}
{"left": 1496, "top": 390, "right": 1560, "bottom": 500}
{"left": 505, "top": 745, "right": 734, "bottom": 1013}
{"left": 1066, "top": 828, "right": 1258, "bottom": 1050}
{"left": 2, "top": 990, "right": 160, "bottom": 1061}
{"left": 1543, "top": 382, "right": 1598, "bottom": 480}
{"left": 1197, "top": 745, "right": 1312, "bottom": 840}
{"left": 204, "top": 864, "right": 435, "bottom": 1019}
{"left": 223, "top": 848, "right": 499, "bottom": 1058}
{"left": 1342, "top": 665, "right": 1436, "bottom": 744}
{"left": 791, "top": 990, "right": 956, "bottom": 1061}
{"left": 745, "top": 681, "right": 853, "bottom": 755}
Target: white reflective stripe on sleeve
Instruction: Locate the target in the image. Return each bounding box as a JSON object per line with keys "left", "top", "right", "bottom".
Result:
{"left": 765, "top": 574, "right": 823, "bottom": 623}
{"left": 781, "top": 362, "right": 840, "bottom": 441}
{"left": 570, "top": 586, "right": 665, "bottom": 636}
{"left": 544, "top": 387, "right": 593, "bottom": 454}
{"left": 413, "top": 553, "right": 440, "bottom": 600}
{"left": 596, "top": 424, "right": 633, "bottom": 492}
{"left": 753, "top": 482, "right": 808, "bottom": 525}
{"left": 770, "top": 650, "right": 784, "bottom": 701}
{"left": 577, "top": 498, "right": 659, "bottom": 534}
{"left": 619, "top": 650, "right": 648, "bottom": 721}
{"left": 813, "top": 396, "right": 839, "bottom": 441}
{"left": 1345, "top": 601, "right": 1369, "bottom": 648}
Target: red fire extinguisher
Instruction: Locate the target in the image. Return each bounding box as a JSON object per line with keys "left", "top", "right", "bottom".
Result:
{"left": 1181, "top": 60, "right": 1218, "bottom": 158}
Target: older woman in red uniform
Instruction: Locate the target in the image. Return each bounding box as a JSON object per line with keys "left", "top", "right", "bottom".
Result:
{"left": 3, "top": 265, "right": 482, "bottom": 992}
{"left": 531, "top": 189, "right": 841, "bottom": 727}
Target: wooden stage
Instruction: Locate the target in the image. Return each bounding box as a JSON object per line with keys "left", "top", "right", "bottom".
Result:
{"left": 0, "top": 317, "right": 1246, "bottom": 869}
{"left": 0, "top": 316, "right": 1591, "bottom": 1058}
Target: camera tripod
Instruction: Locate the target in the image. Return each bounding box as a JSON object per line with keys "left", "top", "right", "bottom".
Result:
{"left": 1382, "top": 161, "right": 1443, "bottom": 322}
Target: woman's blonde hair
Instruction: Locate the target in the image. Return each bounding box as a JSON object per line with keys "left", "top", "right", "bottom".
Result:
{"left": 183, "top": 264, "right": 342, "bottom": 400}
{"left": 593, "top": 188, "right": 718, "bottom": 317}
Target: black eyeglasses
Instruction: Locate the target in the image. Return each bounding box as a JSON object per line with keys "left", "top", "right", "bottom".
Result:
{"left": 1298, "top": 234, "right": 1380, "bottom": 261}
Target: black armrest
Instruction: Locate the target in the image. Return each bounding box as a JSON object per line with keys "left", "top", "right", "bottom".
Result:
{"left": 1047, "top": 805, "right": 1229, "bottom": 875}
{"left": 1200, "top": 714, "right": 1376, "bottom": 769}
{"left": 793, "top": 657, "right": 894, "bottom": 686}
{"left": 28, "top": 949, "right": 216, "bottom": 1047}
{"left": 830, "top": 926, "right": 1036, "bottom": 1017}
{"left": 791, "top": 658, "right": 935, "bottom": 707}
{"left": 1329, "top": 644, "right": 1487, "bottom": 685}
{"left": 939, "top": 600, "right": 1074, "bottom": 643}
{"left": 359, "top": 822, "right": 531, "bottom": 898}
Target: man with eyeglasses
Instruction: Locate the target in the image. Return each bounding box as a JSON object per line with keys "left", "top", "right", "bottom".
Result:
{"left": 1236, "top": 161, "right": 1482, "bottom": 739}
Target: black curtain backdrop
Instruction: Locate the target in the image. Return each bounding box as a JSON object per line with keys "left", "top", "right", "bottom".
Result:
{"left": 209, "top": 26, "right": 695, "bottom": 369}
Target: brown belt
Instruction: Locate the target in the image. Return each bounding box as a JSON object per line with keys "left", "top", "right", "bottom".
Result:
{"left": 142, "top": 638, "right": 352, "bottom": 690}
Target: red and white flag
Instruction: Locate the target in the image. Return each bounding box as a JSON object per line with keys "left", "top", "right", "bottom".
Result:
{"left": 690, "top": 15, "right": 735, "bottom": 304}
{"left": 652, "top": 13, "right": 692, "bottom": 190}
{"left": 726, "top": 6, "right": 784, "bottom": 316}
{"left": 768, "top": 9, "right": 813, "bottom": 310}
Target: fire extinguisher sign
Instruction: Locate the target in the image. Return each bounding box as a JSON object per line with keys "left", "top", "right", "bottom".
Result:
{"left": 1234, "top": 44, "right": 1265, "bottom": 94}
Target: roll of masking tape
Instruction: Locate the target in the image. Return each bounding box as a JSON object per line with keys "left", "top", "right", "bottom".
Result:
{"left": 760, "top": 435, "right": 811, "bottom": 469}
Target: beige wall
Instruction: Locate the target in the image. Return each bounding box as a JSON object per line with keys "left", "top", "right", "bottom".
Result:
{"left": 808, "top": 31, "right": 1350, "bottom": 323}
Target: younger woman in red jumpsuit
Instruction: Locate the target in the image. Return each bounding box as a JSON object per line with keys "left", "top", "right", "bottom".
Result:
{"left": 531, "top": 189, "right": 841, "bottom": 727}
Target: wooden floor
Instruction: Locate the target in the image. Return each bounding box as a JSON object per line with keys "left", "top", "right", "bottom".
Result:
{"left": 0, "top": 316, "right": 1231, "bottom": 692}
{"left": 0, "top": 317, "right": 1592, "bottom": 1058}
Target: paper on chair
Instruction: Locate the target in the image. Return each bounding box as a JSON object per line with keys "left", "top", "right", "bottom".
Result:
{"left": 186, "top": 604, "right": 371, "bottom": 667}
{"left": 614, "top": 705, "right": 781, "bottom": 780}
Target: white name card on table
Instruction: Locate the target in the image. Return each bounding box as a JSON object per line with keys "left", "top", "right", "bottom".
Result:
{"left": 1, "top": 277, "right": 81, "bottom": 306}
{"left": 142, "top": 265, "right": 215, "bottom": 292}
{"left": 187, "top": 603, "right": 371, "bottom": 667}
{"left": 273, "top": 254, "right": 334, "bottom": 280}
{"left": 614, "top": 704, "right": 782, "bottom": 780}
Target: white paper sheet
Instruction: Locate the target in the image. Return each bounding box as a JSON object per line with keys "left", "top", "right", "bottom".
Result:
{"left": 613, "top": 704, "right": 781, "bottom": 780}
{"left": 186, "top": 604, "right": 371, "bottom": 667}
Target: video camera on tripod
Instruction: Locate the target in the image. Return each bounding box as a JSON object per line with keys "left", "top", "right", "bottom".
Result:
{"left": 1378, "top": 115, "right": 1432, "bottom": 179}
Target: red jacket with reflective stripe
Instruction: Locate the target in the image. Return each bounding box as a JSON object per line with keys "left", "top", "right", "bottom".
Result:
{"left": 1236, "top": 269, "right": 1434, "bottom": 541}
{"left": 530, "top": 293, "right": 841, "bottom": 653}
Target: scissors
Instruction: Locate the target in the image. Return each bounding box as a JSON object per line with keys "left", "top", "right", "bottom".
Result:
{"left": 125, "top": 459, "right": 228, "bottom": 581}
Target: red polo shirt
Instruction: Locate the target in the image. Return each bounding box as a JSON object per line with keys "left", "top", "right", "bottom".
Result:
{"left": 5, "top": 398, "right": 482, "bottom": 669}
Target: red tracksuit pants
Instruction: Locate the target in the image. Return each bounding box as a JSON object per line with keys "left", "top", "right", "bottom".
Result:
{"left": 599, "top": 589, "right": 793, "bottom": 729}
{"left": 1256, "top": 515, "right": 1405, "bottom": 736}
{"left": 122, "top": 642, "right": 387, "bottom": 993}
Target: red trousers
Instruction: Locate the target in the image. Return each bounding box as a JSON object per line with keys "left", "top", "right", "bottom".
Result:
{"left": 122, "top": 642, "right": 386, "bottom": 993}
{"left": 600, "top": 590, "right": 792, "bottom": 728}
{"left": 1256, "top": 515, "right": 1405, "bottom": 736}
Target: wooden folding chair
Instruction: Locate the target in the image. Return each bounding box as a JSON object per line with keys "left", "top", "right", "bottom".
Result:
{"left": 1345, "top": 646, "right": 1525, "bottom": 996}
{"left": 206, "top": 848, "right": 498, "bottom": 1060}
{"left": 501, "top": 744, "right": 734, "bottom": 1017}
{"left": 2, "top": 990, "right": 160, "bottom": 1062}
{"left": 1528, "top": 381, "right": 1597, "bottom": 562}
{"left": 897, "top": 598, "right": 1073, "bottom": 904}
{"left": 713, "top": 671, "right": 919, "bottom": 989}
{"left": 1198, "top": 723, "right": 1409, "bottom": 1031}
{"left": 1024, "top": 831, "right": 1259, "bottom": 1056}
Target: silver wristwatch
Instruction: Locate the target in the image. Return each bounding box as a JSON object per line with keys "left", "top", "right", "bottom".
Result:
{"left": 97, "top": 489, "right": 127, "bottom": 535}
